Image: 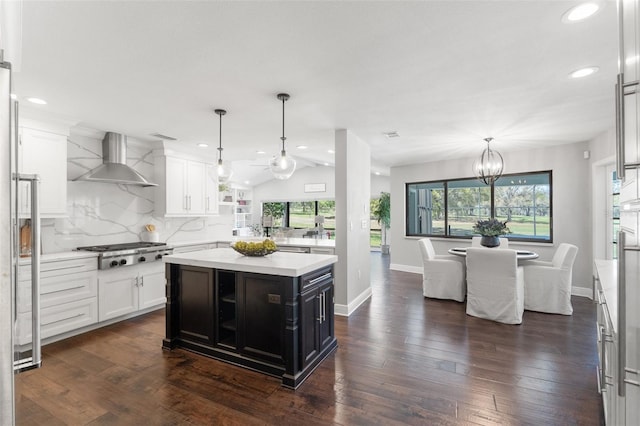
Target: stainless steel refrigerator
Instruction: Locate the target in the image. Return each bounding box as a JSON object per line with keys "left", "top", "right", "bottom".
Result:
{"left": 0, "top": 51, "right": 42, "bottom": 426}
{"left": 616, "top": 0, "right": 640, "bottom": 423}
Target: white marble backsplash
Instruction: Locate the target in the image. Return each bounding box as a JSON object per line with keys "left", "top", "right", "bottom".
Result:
{"left": 41, "top": 131, "right": 234, "bottom": 253}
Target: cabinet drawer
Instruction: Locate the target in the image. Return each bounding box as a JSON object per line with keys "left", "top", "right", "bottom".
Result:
{"left": 301, "top": 266, "right": 333, "bottom": 291}
{"left": 16, "top": 297, "right": 98, "bottom": 345}
{"left": 17, "top": 269, "right": 98, "bottom": 313}
{"left": 310, "top": 247, "right": 335, "bottom": 255}
{"left": 19, "top": 257, "right": 97, "bottom": 280}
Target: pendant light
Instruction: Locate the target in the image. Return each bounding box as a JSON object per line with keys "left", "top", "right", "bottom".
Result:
{"left": 269, "top": 93, "right": 297, "bottom": 180}
{"left": 214, "top": 109, "right": 233, "bottom": 183}
{"left": 473, "top": 137, "right": 504, "bottom": 185}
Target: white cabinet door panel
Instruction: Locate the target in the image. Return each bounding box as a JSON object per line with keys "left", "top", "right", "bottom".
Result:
{"left": 98, "top": 269, "right": 138, "bottom": 321}
{"left": 19, "top": 127, "right": 67, "bottom": 217}
{"left": 165, "top": 156, "right": 188, "bottom": 215}
{"left": 138, "top": 263, "right": 166, "bottom": 310}
{"left": 186, "top": 160, "right": 206, "bottom": 214}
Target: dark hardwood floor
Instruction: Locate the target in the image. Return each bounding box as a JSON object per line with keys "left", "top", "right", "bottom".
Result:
{"left": 16, "top": 253, "right": 604, "bottom": 425}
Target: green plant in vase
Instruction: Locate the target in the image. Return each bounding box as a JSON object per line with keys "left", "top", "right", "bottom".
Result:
{"left": 472, "top": 218, "right": 510, "bottom": 247}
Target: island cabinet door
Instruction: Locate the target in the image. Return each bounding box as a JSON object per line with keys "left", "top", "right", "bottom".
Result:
{"left": 318, "top": 280, "right": 335, "bottom": 352}
{"left": 177, "top": 266, "right": 215, "bottom": 347}
{"left": 299, "top": 286, "right": 320, "bottom": 369}
{"left": 299, "top": 266, "right": 335, "bottom": 370}
{"left": 236, "top": 272, "right": 286, "bottom": 366}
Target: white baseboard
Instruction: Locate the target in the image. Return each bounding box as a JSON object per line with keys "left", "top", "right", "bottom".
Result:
{"left": 389, "top": 263, "right": 422, "bottom": 274}
{"left": 572, "top": 286, "right": 592, "bottom": 299}
{"left": 335, "top": 286, "right": 373, "bottom": 317}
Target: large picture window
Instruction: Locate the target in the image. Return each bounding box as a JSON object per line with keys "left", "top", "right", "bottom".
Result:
{"left": 406, "top": 171, "right": 552, "bottom": 242}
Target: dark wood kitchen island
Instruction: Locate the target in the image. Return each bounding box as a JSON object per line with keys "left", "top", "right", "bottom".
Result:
{"left": 161, "top": 248, "right": 338, "bottom": 389}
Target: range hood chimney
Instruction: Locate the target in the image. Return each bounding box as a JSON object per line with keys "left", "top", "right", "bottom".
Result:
{"left": 74, "top": 132, "right": 157, "bottom": 187}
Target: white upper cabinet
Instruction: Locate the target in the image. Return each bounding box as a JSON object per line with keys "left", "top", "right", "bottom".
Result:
{"left": 155, "top": 153, "right": 218, "bottom": 217}
{"left": 19, "top": 127, "right": 68, "bottom": 217}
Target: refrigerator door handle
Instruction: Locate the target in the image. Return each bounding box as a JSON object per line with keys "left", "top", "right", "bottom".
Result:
{"left": 13, "top": 173, "right": 41, "bottom": 372}
{"left": 617, "top": 230, "right": 627, "bottom": 396}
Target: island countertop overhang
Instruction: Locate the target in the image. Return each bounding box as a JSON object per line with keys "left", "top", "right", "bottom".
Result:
{"left": 162, "top": 248, "right": 337, "bottom": 277}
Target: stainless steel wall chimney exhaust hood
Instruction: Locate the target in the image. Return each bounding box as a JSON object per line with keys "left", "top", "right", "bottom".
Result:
{"left": 74, "top": 132, "right": 157, "bottom": 187}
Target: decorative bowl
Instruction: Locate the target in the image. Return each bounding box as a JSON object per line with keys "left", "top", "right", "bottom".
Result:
{"left": 231, "top": 239, "right": 278, "bottom": 257}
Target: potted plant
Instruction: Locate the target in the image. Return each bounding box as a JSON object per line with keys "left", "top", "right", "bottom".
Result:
{"left": 373, "top": 192, "right": 391, "bottom": 254}
{"left": 472, "top": 218, "right": 511, "bottom": 247}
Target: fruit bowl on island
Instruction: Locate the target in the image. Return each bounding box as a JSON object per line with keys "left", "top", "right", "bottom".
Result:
{"left": 231, "top": 239, "right": 278, "bottom": 257}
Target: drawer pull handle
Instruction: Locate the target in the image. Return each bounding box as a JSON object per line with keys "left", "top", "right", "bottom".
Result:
{"left": 42, "top": 313, "right": 84, "bottom": 326}
{"left": 308, "top": 273, "right": 332, "bottom": 286}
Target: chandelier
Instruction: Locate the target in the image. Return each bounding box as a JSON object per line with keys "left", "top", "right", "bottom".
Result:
{"left": 269, "top": 93, "right": 297, "bottom": 180}
{"left": 473, "top": 137, "right": 504, "bottom": 185}
{"left": 214, "top": 109, "right": 233, "bottom": 183}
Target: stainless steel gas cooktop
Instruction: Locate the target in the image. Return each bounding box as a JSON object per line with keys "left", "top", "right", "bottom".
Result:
{"left": 76, "top": 242, "right": 173, "bottom": 269}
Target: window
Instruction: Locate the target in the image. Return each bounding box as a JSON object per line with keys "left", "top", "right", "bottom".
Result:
{"left": 406, "top": 171, "right": 552, "bottom": 242}
{"left": 447, "top": 179, "right": 491, "bottom": 236}
{"left": 261, "top": 200, "right": 336, "bottom": 236}
{"left": 289, "top": 201, "right": 316, "bottom": 228}
{"left": 262, "top": 202, "right": 286, "bottom": 227}
{"left": 406, "top": 181, "right": 445, "bottom": 236}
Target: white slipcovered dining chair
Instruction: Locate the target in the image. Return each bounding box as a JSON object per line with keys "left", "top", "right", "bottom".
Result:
{"left": 522, "top": 243, "right": 578, "bottom": 315}
{"left": 471, "top": 236, "right": 509, "bottom": 248}
{"left": 418, "top": 238, "right": 466, "bottom": 302}
{"left": 466, "top": 247, "right": 524, "bottom": 324}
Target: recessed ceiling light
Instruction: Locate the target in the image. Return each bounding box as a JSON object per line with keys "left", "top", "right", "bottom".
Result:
{"left": 244, "top": 180, "right": 250, "bottom": 185}
{"left": 569, "top": 66, "right": 599, "bottom": 78}
{"left": 374, "top": 171, "right": 381, "bottom": 175}
{"left": 562, "top": 2, "right": 600, "bottom": 23}
{"left": 27, "top": 97, "right": 47, "bottom": 105}
{"left": 323, "top": 162, "right": 329, "bottom": 166}
{"left": 256, "top": 150, "right": 266, "bottom": 155}
{"left": 197, "top": 143, "right": 208, "bottom": 148}
{"left": 328, "top": 149, "right": 335, "bottom": 154}
{"left": 296, "top": 145, "right": 308, "bottom": 150}
{"left": 10, "top": 93, "right": 17, "bottom": 100}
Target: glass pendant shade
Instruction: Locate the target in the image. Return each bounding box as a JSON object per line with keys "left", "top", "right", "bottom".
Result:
{"left": 473, "top": 137, "right": 504, "bottom": 185}
{"left": 214, "top": 108, "right": 233, "bottom": 184}
{"left": 269, "top": 150, "right": 297, "bottom": 180}
{"left": 217, "top": 158, "right": 233, "bottom": 183}
{"left": 270, "top": 93, "right": 296, "bottom": 180}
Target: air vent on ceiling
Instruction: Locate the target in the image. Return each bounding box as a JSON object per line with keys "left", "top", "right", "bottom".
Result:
{"left": 383, "top": 131, "right": 400, "bottom": 139}
{"left": 150, "top": 132, "right": 177, "bottom": 141}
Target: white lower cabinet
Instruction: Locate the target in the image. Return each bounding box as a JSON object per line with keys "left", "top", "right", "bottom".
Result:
{"left": 98, "top": 262, "right": 166, "bottom": 322}
{"left": 17, "top": 257, "right": 98, "bottom": 345}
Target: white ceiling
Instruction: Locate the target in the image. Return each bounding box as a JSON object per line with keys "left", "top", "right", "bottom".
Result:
{"left": 13, "top": 0, "right": 618, "bottom": 185}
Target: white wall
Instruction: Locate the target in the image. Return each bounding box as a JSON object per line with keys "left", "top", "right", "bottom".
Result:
{"left": 252, "top": 165, "right": 336, "bottom": 222}
{"left": 390, "top": 141, "right": 593, "bottom": 292}
{"left": 252, "top": 165, "right": 389, "bottom": 222}
{"left": 335, "top": 130, "right": 372, "bottom": 315}
{"left": 589, "top": 128, "right": 616, "bottom": 261}
{"left": 371, "top": 174, "right": 390, "bottom": 197}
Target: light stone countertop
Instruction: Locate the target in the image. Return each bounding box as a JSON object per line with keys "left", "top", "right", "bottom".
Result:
{"left": 594, "top": 259, "right": 618, "bottom": 335}
{"left": 170, "top": 237, "right": 336, "bottom": 249}
{"left": 18, "top": 250, "right": 98, "bottom": 265}
{"left": 163, "top": 248, "right": 337, "bottom": 277}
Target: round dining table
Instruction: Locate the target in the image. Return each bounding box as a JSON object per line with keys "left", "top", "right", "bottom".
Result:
{"left": 448, "top": 247, "right": 539, "bottom": 260}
